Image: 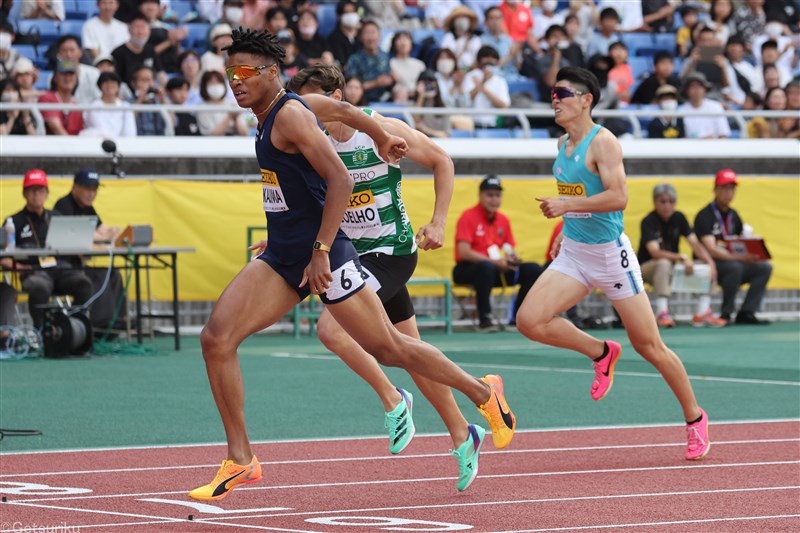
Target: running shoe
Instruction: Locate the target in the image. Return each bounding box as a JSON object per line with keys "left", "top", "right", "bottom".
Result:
{"left": 686, "top": 407, "right": 711, "bottom": 460}
{"left": 385, "top": 387, "right": 415, "bottom": 454}
{"left": 188, "top": 455, "right": 262, "bottom": 501}
{"left": 656, "top": 310, "right": 676, "bottom": 328}
{"left": 692, "top": 308, "right": 727, "bottom": 328}
{"left": 450, "top": 424, "right": 486, "bottom": 491}
{"left": 477, "top": 374, "right": 516, "bottom": 449}
{"left": 591, "top": 341, "right": 622, "bottom": 401}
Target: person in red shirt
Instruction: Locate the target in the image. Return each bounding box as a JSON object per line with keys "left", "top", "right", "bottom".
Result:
{"left": 453, "top": 175, "right": 543, "bottom": 331}
{"left": 37, "top": 59, "right": 84, "bottom": 135}
{"left": 499, "top": 0, "right": 534, "bottom": 43}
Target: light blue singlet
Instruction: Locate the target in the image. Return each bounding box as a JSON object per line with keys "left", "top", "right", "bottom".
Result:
{"left": 551, "top": 124, "right": 624, "bottom": 244}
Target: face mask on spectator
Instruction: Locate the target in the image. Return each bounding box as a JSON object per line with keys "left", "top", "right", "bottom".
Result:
{"left": 453, "top": 17, "right": 470, "bottom": 33}
{"left": 130, "top": 36, "right": 148, "bottom": 48}
{"left": 542, "top": 0, "right": 559, "bottom": 12}
{"left": 206, "top": 83, "right": 225, "bottom": 100}
{"left": 299, "top": 24, "right": 317, "bottom": 38}
{"left": 660, "top": 99, "right": 678, "bottom": 111}
{"left": 341, "top": 12, "right": 360, "bottom": 28}
{"left": 0, "top": 32, "right": 12, "bottom": 51}
{"left": 437, "top": 58, "right": 455, "bottom": 75}
{"left": 225, "top": 7, "right": 243, "bottom": 24}
{"left": 207, "top": 84, "right": 226, "bottom": 100}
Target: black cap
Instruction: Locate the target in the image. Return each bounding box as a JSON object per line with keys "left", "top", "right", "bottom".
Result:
{"left": 479, "top": 175, "right": 503, "bottom": 191}
{"left": 74, "top": 168, "right": 101, "bottom": 186}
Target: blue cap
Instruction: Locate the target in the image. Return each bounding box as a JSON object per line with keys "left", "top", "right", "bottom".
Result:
{"left": 74, "top": 168, "right": 101, "bottom": 186}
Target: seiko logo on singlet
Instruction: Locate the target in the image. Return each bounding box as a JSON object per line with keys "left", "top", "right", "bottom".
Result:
{"left": 557, "top": 183, "right": 586, "bottom": 197}
{"left": 558, "top": 183, "right": 591, "bottom": 219}
{"left": 342, "top": 190, "right": 380, "bottom": 228}
{"left": 261, "top": 169, "right": 288, "bottom": 212}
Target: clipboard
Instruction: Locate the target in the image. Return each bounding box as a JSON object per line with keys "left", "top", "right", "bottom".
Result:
{"left": 724, "top": 237, "right": 771, "bottom": 260}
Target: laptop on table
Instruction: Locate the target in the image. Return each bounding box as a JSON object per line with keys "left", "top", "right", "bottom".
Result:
{"left": 45, "top": 216, "right": 98, "bottom": 250}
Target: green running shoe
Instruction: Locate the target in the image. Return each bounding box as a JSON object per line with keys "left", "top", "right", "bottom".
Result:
{"left": 385, "top": 388, "right": 415, "bottom": 454}
{"left": 451, "top": 424, "right": 486, "bottom": 491}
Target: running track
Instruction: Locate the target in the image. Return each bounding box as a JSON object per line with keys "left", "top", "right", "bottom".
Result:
{"left": 1, "top": 421, "right": 798, "bottom": 532}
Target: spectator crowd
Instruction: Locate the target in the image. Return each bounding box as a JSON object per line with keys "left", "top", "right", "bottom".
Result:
{"left": 0, "top": 0, "right": 797, "bottom": 139}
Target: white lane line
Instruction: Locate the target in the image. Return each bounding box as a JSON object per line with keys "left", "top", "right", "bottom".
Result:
{"left": 191, "top": 486, "right": 800, "bottom": 522}
{"left": 267, "top": 351, "right": 800, "bottom": 387}
{"left": 2, "top": 419, "right": 796, "bottom": 456}
{"left": 7, "top": 460, "right": 799, "bottom": 503}
{"left": 1, "top": 438, "right": 798, "bottom": 479}
{"left": 487, "top": 514, "right": 800, "bottom": 533}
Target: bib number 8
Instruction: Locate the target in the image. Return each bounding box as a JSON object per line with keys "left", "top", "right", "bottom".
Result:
{"left": 620, "top": 249, "right": 629, "bottom": 269}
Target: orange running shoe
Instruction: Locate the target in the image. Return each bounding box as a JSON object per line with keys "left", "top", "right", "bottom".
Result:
{"left": 189, "top": 455, "right": 262, "bottom": 501}
{"left": 477, "top": 374, "right": 516, "bottom": 449}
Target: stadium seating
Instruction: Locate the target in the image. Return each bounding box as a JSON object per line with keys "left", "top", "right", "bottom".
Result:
{"left": 13, "top": 44, "right": 39, "bottom": 62}
{"left": 507, "top": 78, "right": 539, "bottom": 98}
{"left": 16, "top": 19, "right": 61, "bottom": 46}
{"left": 317, "top": 3, "right": 338, "bottom": 38}
{"left": 629, "top": 56, "right": 652, "bottom": 81}
{"left": 169, "top": 0, "right": 197, "bottom": 22}
{"left": 59, "top": 19, "right": 86, "bottom": 38}
{"left": 450, "top": 129, "right": 474, "bottom": 138}
{"left": 181, "top": 22, "right": 211, "bottom": 52}
{"left": 475, "top": 128, "right": 515, "bottom": 138}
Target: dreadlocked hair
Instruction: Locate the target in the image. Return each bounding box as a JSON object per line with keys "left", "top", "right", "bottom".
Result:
{"left": 224, "top": 27, "right": 286, "bottom": 65}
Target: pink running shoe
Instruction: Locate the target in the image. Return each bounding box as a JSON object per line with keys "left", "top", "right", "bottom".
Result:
{"left": 686, "top": 408, "right": 711, "bottom": 460}
{"left": 590, "top": 341, "right": 622, "bottom": 401}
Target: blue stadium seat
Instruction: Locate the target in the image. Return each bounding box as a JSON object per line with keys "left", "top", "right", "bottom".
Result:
{"left": 620, "top": 32, "right": 653, "bottom": 56}
{"left": 653, "top": 33, "right": 677, "bottom": 51}
{"left": 629, "top": 56, "right": 653, "bottom": 81}
{"left": 637, "top": 104, "right": 659, "bottom": 130}
{"left": 507, "top": 78, "right": 538, "bottom": 97}
{"left": 317, "top": 3, "right": 338, "bottom": 38}
{"left": 69, "top": 0, "right": 96, "bottom": 16}
{"left": 16, "top": 19, "right": 61, "bottom": 36}
{"left": 64, "top": 10, "right": 89, "bottom": 20}
{"left": 475, "top": 128, "right": 514, "bottom": 138}
{"left": 13, "top": 44, "right": 39, "bottom": 61}
{"left": 169, "top": 0, "right": 197, "bottom": 22}
{"left": 410, "top": 28, "right": 445, "bottom": 47}
{"left": 35, "top": 70, "right": 52, "bottom": 90}
{"left": 449, "top": 129, "right": 474, "bottom": 138}
{"left": 60, "top": 19, "right": 86, "bottom": 38}
{"left": 529, "top": 128, "right": 551, "bottom": 139}
{"left": 182, "top": 22, "right": 211, "bottom": 51}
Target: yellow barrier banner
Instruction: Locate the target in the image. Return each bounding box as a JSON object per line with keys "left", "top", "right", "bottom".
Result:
{"left": 1, "top": 175, "right": 797, "bottom": 301}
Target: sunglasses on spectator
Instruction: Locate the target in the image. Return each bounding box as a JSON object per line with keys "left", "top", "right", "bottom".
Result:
{"left": 551, "top": 86, "right": 586, "bottom": 101}
{"left": 225, "top": 64, "right": 275, "bottom": 82}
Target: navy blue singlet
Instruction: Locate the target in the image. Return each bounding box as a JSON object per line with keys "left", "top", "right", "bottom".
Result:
{"left": 256, "top": 92, "right": 350, "bottom": 266}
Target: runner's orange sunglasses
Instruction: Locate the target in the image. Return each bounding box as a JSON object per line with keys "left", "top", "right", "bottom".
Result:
{"left": 225, "top": 64, "right": 275, "bottom": 82}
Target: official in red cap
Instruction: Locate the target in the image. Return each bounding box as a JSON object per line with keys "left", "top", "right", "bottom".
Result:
{"left": 693, "top": 169, "right": 772, "bottom": 325}
{"left": 714, "top": 168, "right": 738, "bottom": 187}
{"left": 4, "top": 169, "right": 93, "bottom": 331}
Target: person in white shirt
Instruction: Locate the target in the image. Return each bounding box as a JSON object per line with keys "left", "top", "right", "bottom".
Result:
{"left": 81, "top": 0, "right": 131, "bottom": 60}
{"left": 83, "top": 71, "right": 137, "bottom": 137}
{"left": 462, "top": 46, "right": 511, "bottom": 128}
{"left": 532, "top": 0, "right": 566, "bottom": 42}
{"left": 201, "top": 23, "right": 233, "bottom": 75}
{"left": 440, "top": 5, "right": 483, "bottom": 71}
{"left": 389, "top": 31, "right": 426, "bottom": 104}
{"left": 424, "top": 0, "right": 463, "bottom": 30}
{"left": 20, "top": 0, "right": 65, "bottom": 20}
{"left": 597, "top": 0, "right": 644, "bottom": 32}
{"left": 679, "top": 72, "right": 731, "bottom": 139}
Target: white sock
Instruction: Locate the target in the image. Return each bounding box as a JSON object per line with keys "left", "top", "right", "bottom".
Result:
{"left": 697, "top": 295, "right": 711, "bottom": 315}
{"left": 656, "top": 297, "right": 669, "bottom": 314}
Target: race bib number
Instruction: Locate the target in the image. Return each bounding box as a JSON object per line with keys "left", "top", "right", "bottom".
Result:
{"left": 262, "top": 169, "right": 288, "bottom": 212}
{"left": 342, "top": 190, "right": 381, "bottom": 230}
{"left": 558, "top": 182, "right": 592, "bottom": 219}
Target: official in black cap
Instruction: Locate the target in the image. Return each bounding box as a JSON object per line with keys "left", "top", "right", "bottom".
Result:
{"left": 453, "top": 175, "right": 543, "bottom": 331}
{"left": 53, "top": 170, "right": 127, "bottom": 333}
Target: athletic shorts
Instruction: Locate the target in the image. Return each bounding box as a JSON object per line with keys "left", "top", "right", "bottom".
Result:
{"left": 257, "top": 235, "right": 366, "bottom": 304}
{"left": 549, "top": 233, "right": 644, "bottom": 301}
{"left": 359, "top": 251, "right": 418, "bottom": 324}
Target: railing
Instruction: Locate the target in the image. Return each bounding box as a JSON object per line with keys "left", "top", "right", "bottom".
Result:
{"left": 2, "top": 102, "right": 798, "bottom": 139}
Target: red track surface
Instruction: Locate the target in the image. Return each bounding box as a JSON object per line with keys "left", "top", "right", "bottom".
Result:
{"left": 1, "top": 421, "right": 798, "bottom": 532}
